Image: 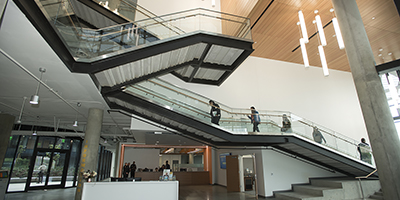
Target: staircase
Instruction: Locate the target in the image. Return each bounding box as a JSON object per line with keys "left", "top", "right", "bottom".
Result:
{"left": 269, "top": 178, "right": 381, "bottom": 200}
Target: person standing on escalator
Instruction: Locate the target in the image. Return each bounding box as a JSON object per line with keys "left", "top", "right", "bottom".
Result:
{"left": 209, "top": 100, "right": 221, "bottom": 125}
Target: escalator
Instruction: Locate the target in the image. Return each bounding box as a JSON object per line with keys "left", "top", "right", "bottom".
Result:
{"left": 14, "top": 0, "right": 253, "bottom": 86}
{"left": 103, "top": 78, "right": 377, "bottom": 177}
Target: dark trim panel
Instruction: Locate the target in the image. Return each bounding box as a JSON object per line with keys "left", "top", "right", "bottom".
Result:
{"left": 376, "top": 59, "right": 400, "bottom": 74}
{"left": 13, "top": 0, "right": 76, "bottom": 72}
{"left": 77, "top": 0, "right": 129, "bottom": 24}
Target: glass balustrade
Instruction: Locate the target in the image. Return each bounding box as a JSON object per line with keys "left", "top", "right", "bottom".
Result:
{"left": 35, "top": 0, "right": 252, "bottom": 62}
{"left": 124, "top": 78, "right": 375, "bottom": 166}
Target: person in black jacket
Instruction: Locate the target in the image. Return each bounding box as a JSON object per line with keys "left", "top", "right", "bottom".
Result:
{"left": 123, "top": 162, "right": 130, "bottom": 178}
{"left": 209, "top": 100, "right": 221, "bottom": 125}
{"left": 130, "top": 161, "right": 137, "bottom": 178}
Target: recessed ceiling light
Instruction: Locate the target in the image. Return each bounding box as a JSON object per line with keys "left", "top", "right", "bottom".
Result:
{"left": 379, "top": 48, "right": 383, "bottom": 51}
{"left": 330, "top": 8, "right": 334, "bottom": 13}
{"left": 388, "top": 52, "right": 392, "bottom": 56}
{"left": 378, "top": 54, "right": 382, "bottom": 57}
{"left": 314, "top": 10, "right": 318, "bottom": 14}
{"left": 372, "top": 17, "right": 375, "bottom": 20}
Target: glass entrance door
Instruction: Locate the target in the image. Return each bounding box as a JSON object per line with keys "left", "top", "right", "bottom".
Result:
{"left": 28, "top": 150, "right": 68, "bottom": 189}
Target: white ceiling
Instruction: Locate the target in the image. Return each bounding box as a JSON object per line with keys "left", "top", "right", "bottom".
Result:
{"left": 0, "top": 1, "right": 201, "bottom": 146}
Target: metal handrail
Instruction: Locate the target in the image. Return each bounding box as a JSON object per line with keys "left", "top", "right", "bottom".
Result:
{"left": 355, "top": 169, "right": 378, "bottom": 199}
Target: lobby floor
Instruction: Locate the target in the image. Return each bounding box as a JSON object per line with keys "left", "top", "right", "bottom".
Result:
{"left": 5, "top": 185, "right": 267, "bottom": 200}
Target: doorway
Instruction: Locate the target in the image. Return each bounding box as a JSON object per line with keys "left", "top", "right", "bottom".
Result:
{"left": 27, "top": 147, "right": 70, "bottom": 190}
{"left": 239, "top": 154, "right": 258, "bottom": 198}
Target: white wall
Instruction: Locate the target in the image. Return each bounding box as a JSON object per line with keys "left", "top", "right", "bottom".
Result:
{"left": 214, "top": 148, "right": 344, "bottom": 197}
{"left": 137, "top": 0, "right": 220, "bottom": 16}
{"left": 160, "top": 56, "right": 369, "bottom": 141}
{"left": 124, "top": 148, "right": 160, "bottom": 169}
{"left": 260, "top": 149, "right": 343, "bottom": 197}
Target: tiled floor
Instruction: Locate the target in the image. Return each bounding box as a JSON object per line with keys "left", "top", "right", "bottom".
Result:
{"left": 5, "top": 185, "right": 267, "bottom": 200}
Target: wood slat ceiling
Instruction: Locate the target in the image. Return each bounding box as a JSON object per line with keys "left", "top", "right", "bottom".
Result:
{"left": 221, "top": 0, "right": 400, "bottom": 72}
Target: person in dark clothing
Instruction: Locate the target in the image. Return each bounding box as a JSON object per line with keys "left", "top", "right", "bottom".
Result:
{"left": 209, "top": 100, "right": 221, "bottom": 125}
{"left": 281, "top": 114, "right": 292, "bottom": 133}
{"left": 130, "top": 161, "right": 137, "bottom": 178}
{"left": 312, "top": 126, "right": 326, "bottom": 144}
{"left": 247, "top": 106, "right": 260, "bottom": 132}
{"left": 159, "top": 165, "right": 165, "bottom": 172}
{"left": 357, "top": 138, "right": 372, "bottom": 164}
{"left": 165, "top": 161, "right": 171, "bottom": 169}
{"left": 123, "top": 162, "right": 130, "bottom": 178}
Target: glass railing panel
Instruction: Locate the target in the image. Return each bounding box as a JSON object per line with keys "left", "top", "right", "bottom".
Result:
{"left": 35, "top": 0, "right": 252, "bottom": 61}
{"left": 127, "top": 78, "right": 375, "bottom": 166}
{"left": 124, "top": 85, "right": 211, "bottom": 124}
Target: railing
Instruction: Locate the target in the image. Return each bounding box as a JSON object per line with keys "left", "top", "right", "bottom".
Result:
{"left": 95, "top": 0, "right": 185, "bottom": 35}
{"left": 355, "top": 169, "right": 378, "bottom": 199}
{"left": 35, "top": 0, "right": 252, "bottom": 62}
{"left": 123, "top": 78, "right": 375, "bottom": 166}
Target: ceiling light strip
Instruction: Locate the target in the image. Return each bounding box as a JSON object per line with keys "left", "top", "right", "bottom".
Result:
{"left": 298, "top": 10, "right": 309, "bottom": 43}
{"left": 300, "top": 38, "right": 309, "bottom": 68}
{"left": 332, "top": 17, "right": 345, "bottom": 49}
{"left": 318, "top": 45, "right": 329, "bottom": 76}
{"left": 315, "top": 11, "right": 327, "bottom": 46}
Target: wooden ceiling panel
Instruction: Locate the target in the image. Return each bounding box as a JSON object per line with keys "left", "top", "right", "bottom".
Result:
{"left": 221, "top": 0, "right": 258, "bottom": 18}
{"left": 221, "top": 0, "right": 400, "bottom": 72}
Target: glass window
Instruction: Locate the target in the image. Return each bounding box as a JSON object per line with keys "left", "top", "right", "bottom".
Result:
{"left": 66, "top": 139, "right": 81, "bottom": 187}
{"left": 1, "top": 136, "right": 20, "bottom": 171}
{"left": 8, "top": 136, "right": 37, "bottom": 192}
{"left": 55, "top": 138, "right": 71, "bottom": 150}
{"left": 36, "top": 137, "right": 55, "bottom": 149}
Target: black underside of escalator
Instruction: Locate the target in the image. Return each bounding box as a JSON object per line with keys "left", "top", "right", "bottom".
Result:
{"left": 103, "top": 89, "right": 377, "bottom": 178}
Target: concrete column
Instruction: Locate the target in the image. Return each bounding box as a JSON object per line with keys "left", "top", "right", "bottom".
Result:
{"left": 75, "top": 108, "right": 103, "bottom": 200}
{"left": 0, "top": 114, "right": 15, "bottom": 169}
{"left": 332, "top": 0, "right": 400, "bottom": 198}
{"left": 189, "top": 153, "right": 194, "bottom": 164}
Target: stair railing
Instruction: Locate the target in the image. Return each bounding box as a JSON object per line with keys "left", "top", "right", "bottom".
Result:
{"left": 121, "top": 78, "right": 376, "bottom": 164}
{"left": 355, "top": 169, "right": 378, "bottom": 200}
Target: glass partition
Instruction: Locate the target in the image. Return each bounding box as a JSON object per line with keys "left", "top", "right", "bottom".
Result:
{"left": 123, "top": 78, "right": 374, "bottom": 166}
{"left": 2, "top": 135, "right": 83, "bottom": 192}
{"left": 66, "top": 139, "right": 81, "bottom": 187}
{"left": 7, "top": 136, "right": 37, "bottom": 192}
{"left": 35, "top": 0, "right": 252, "bottom": 62}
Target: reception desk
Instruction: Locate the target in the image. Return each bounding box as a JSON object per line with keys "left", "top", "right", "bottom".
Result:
{"left": 82, "top": 181, "right": 178, "bottom": 200}
{"left": 136, "top": 171, "right": 209, "bottom": 185}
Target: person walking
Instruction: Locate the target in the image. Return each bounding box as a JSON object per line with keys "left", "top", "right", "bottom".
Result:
{"left": 209, "top": 100, "right": 221, "bottom": 125}
{"left": 312, "top": 126, "right": 326, "bottom": 144}
{"left": 357, "top": 138, "right": 372, "bottom": 164}
{"left": 248, "top": 106, "right": 260, "bottom": 132}
{"left": 281, "top": 114, "right": 292, "bottom": 133}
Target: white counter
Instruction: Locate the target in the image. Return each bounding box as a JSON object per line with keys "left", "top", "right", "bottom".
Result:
{"left": 82, "top": 181, "right": 178, "bottom": 200}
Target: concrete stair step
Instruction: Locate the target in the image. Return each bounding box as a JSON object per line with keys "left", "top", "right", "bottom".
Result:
{"left": 274, "top": 191, "right": 324, "bottom": 200}
{"left": 369, "top": 194, "right": 384, "bottom": 199}
{"left": 293, "top": 184, "right": 343, "bottom": 197}
{"left": 309, "top": 179, "right": 344, "bottom": 188}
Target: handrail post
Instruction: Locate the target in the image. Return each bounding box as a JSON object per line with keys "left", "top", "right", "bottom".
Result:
{"left": 358, "top": 178, "right": 365, "bottom": 200}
